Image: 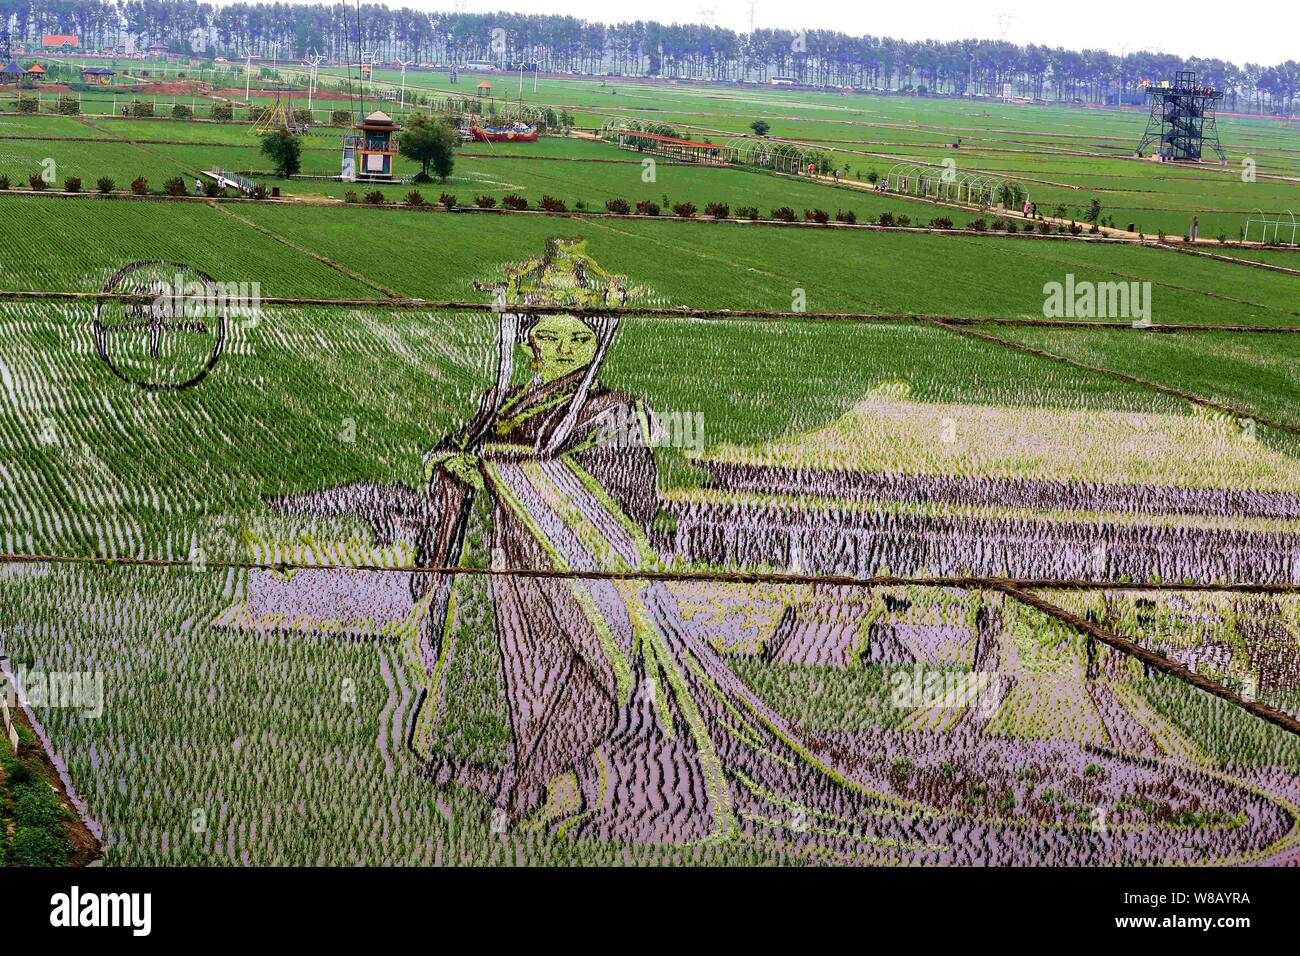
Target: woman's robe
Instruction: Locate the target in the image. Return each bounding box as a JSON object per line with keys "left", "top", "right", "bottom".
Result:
{"left": 264, "top": 370, "right": 1293, "bottom": 863}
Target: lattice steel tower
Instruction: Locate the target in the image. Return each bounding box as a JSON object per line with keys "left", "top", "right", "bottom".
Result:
{"left": 1135, "top": 70, "right": 1226, "bottom": 162}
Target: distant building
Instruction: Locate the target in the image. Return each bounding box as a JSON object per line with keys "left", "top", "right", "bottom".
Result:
{"left": 768, "top": 76, "right": 796, "bottom": 86}
{"left": 81, "top": 67, "right": 115, "bottom": 85}
{"left": 42, "top": 34, "right": 79, "bottom": 50}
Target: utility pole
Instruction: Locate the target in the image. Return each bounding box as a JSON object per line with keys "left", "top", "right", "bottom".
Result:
{"left": 243, "top": 51, "right": 253, "bottom": 103}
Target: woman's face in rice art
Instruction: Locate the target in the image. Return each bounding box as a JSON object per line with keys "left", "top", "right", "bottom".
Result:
{"left": 528, "top": 314, "right": 597, "bottom": 384}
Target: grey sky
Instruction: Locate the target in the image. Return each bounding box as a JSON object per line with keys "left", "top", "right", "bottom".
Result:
{"left": 378, "top": 0, "right": 1294, "bottom": 65}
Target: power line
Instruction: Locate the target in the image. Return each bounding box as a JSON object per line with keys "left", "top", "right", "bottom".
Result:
{"left": 2, "top": 551, "right": 1295, "bottom": 595}
{"left": 2, "top": 288, "right": 1298, "bottom": 335}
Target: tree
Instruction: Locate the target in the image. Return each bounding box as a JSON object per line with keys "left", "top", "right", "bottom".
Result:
{"left": 749, "top": 119, "right": 770, "bottom": 137}
{"left": 400, "top": 112, "right": 458, "bottom": 183}
{"left": 260, "top": 129, "right": 301, "bottom": 177}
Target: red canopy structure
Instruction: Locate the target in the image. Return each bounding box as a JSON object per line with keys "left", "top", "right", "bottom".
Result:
{"left": 615, "top": 130, "right": 736, "bottom": 165}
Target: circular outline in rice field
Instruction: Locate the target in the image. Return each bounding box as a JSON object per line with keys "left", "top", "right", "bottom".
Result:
{"left": 92, "top": 259, "right": 227, "bottom": 390}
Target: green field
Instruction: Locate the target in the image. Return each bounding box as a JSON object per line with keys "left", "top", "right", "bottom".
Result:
{"left": 3, "top": 72, "right": 1300, "bottom": 869}
{"left": 6, "top": 66, "right": 1300, "bottom": 241}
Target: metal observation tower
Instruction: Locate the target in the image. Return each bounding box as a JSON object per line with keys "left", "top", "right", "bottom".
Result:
{"left": 1135, "top": 70, "right": 1226, "bottom": 163}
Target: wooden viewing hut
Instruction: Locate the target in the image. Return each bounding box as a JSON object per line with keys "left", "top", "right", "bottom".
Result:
{"left": 477, "top": 80, "right": 492, "bottom": 97}
{"left": 80, "top": 67, "right": 115, "bottom": 85}
{"left": 24, "top": 64, "right": 46, "bottom": 82}
{"left": 0, "top": 61, "right": 24, "bottom": 85}
{"left": 615, "top": 130, "right": 736, "bottom": 165}
{"left": 341, "top": 110, "right": 402, "bottom": 183}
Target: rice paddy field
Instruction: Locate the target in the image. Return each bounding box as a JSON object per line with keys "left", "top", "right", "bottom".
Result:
{"left": 2, "top": 71, "right": 1300, "bottom": 869}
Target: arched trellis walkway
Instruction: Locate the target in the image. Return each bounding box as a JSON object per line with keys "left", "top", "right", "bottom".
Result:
{"left": 727, "top": 137, "right": 813, "bottom": 174}
{"left": 884, "top": 163, "right": 1022, "bottom": 211}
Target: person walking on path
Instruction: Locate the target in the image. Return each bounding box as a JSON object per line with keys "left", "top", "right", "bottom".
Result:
{"left": 1189, "top": 215, "right": 1200, "bottom": 242}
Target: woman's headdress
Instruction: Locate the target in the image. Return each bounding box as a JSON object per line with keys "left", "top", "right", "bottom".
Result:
{"left": 469, "top": 238, "right": 638, "bottom": 452}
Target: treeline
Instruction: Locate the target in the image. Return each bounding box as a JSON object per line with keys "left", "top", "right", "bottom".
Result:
{"left": 7, "top": 1, "right": 1298, "bottom": 113}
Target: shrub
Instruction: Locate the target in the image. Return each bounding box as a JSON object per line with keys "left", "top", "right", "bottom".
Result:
{"left": 0, "top": 175, "right": 10, "bottom": 190}
{"left": 96, "top": 177, "right": 115, "bottom": 194}
{"left": 251, "top": 183, "right": 269, "bottom": 200}
{"left": 539, "top": 195, "right": 567, "bottom": 212}
{"left": 803, "top": 208, "right": 830, "bottom": 224}
{"left": 769, "top": 206, "right": 797, "bottom": 222}
{"left": 331, "top": 109, "right": 352, "bottom": 126}
{"left": 28, "top": 174, "right": 48, "bottom": 191}
{"left": 439, "top": 193, "right": 458, "bottom": 207}
{"left": 704, "top": 201, "right": 729, "bottom": 219}
{"left": 895, "top": 215, "right": 911, "bottom": 227}
{"left": 16, "top": 97, "right": 37, "bottom": 114}
{"left": 735, "top": 205, "right": 759, "bottom": 220}
{"left": 62, "top": 177, "right": 81, "bottom": 193}
{"left": 1089, "top": 223, "right": 1100, "bottom": 234}
{"left": 635, "top": 199, "right": 660, "bottom": 216}
{"left": 130, "top": 176, "right": 148, "bottom": 195}
{"left": 171, "top": 103, "right": 193, "bottom": 119}
{"left": 1036, "top": 220, "right": 1052, "bottom": 235}
{"left": 1004, "top": 220, "right": 1019, "bottom": 233}
{"left": 210, "top": 103, "right": 234, "bottom": 121}
{"left": 574, "top": 199, "right": 588, "bottom": 210}
{"left": 56, "top": 95, "right": 80, "bottom": 115}
{"left": 1068, "top": 221, "right": 1083, "bottom": 236}
{"left": 203, "top": 180, "right": 225, "bottom": 198}
{"left": 9, "top": 827, "right": 69, "bottom": 867}
{"left": 474, "top": 195, "right": 497, "bottom": 208}
{"left": 343, "top": 190, "right": 358, "bottom": 203}
{"left": 877, "top": 211, "right": 896, "bottom": 227}
{"left": 13, "top": 784, "right": 70, "bottom": 829}
{"left": 968, "top": 218, "right": 989, "bottom": 232}
{"left": 672, "top": 202, "right": 697, "bottom": 218}
{"left": 163, "top": 176, "right": 186, "bottom": 197}
{"left": 405, "top": 190, "right": 426, "bottom": 207}
{"left": 834, "top": 209, "right": 857, "bottom": 224}
{"left": 502, "top": 194, "right": 529, "bottom": 210}
{"left": 605, "top": 198, "right": 630, "bottom": 214}
{"left": 363, "top": 190, "right": 385, "bottom": 205}
{"left": 130, "top": 100, "right": 155, "bottom": 117}
{"left": 866, "top": 169, "right": 879, "bottom": 183}
{"left": 928, "top": 216, "right": 954, "bottom": 230}
{"left": 292, "top": 109, "right": 312, "bottom": 126}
